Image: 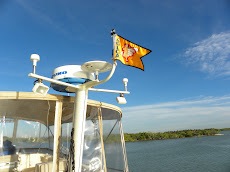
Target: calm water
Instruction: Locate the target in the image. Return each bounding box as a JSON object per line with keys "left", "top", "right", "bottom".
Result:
{"left": 126, "top": 130, "right": 230, "bottom": 172}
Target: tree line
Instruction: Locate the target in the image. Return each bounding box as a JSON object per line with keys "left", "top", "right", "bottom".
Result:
{"left": 124, "top": 128, "right": 227, "bottom": 142}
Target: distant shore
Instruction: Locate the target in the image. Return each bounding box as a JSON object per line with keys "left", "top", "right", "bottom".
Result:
{"left": 124, "top": 128, "right": 230, "bottom": 142}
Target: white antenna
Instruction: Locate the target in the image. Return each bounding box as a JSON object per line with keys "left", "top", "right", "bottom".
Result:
{"left": 122, "top": 78, "right": 128, "bottom": 91}
{"left": 30, "top": 54, "right": 40, "bottom": 74}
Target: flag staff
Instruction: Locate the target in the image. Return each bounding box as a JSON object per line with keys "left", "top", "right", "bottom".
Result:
{"left": 111, "top": 29, "right": 117, "bottom": 61}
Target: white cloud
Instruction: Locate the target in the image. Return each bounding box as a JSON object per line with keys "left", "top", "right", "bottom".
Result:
{"left": 182, "top": 31, "right": 230, "bottom": 77}
{"left": 122, "top": 95, "right": 230, "bottom": 133}
{"left": 123, "top": 95, "right": 230, "bottom": 112}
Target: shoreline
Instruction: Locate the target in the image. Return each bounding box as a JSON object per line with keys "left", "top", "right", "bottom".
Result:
{"left": 124, "top": 128, "right": 229, "bottom": 142}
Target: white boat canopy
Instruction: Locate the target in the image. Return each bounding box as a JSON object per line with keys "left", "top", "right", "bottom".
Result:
{"left": 0, "top": 92, "right": 122, "bottom": 126}
{"left": 0, "top": 91, "right": 128, "bottom": 172}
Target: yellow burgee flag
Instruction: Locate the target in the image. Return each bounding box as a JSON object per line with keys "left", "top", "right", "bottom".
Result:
{"left": 113, "top": 35, "right": 151, "bottom": 71}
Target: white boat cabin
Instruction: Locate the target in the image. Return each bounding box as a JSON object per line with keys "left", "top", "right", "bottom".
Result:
{"left": 0, "top": 92, "right": 128, "bottom": 172}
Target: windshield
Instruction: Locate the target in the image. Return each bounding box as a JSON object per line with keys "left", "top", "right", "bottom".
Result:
{"left": 0, "top": 117, "right": 53, "bottom": 155}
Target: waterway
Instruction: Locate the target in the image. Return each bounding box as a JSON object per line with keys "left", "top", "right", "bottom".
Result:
{"left": 126, "top": 130, "right": 230, "bottom": 172}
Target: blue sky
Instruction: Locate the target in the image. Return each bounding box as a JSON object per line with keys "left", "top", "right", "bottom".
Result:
{"left": 1, "top": 0, "right": 230, "bottom": 133}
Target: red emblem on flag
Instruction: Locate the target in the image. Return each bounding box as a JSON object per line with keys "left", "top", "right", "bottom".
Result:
{"left": 121, "top": 44, "right": 138, "bottom": 62}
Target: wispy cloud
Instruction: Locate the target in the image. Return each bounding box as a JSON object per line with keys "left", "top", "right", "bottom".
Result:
{"left": 122, "top": 95, "right": 230, "bottom": 133}
{"left": 181, "top": 31, "right": 230, "bottom": 77}
{"left": 124, "top": 96, "right": 230, "bottom": 111}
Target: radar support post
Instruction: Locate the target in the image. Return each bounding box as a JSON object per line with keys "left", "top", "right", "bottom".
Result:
{"left": 72, "top": 86, "right": 89, "bottom": 172}
{"left": 71, "top": 61, "right": 117, "bottom": 172}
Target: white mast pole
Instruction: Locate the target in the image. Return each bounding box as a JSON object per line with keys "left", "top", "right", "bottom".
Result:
{"left": 72, "top": 85, "right": 88, "bottom": 172}
{"left": 72, "top": 30, "right": 117, "bottom": 171}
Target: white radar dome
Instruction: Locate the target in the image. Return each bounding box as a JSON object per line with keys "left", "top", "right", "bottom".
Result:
{"left": 50, "top": 65, "right": 95, "bottom": 93}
